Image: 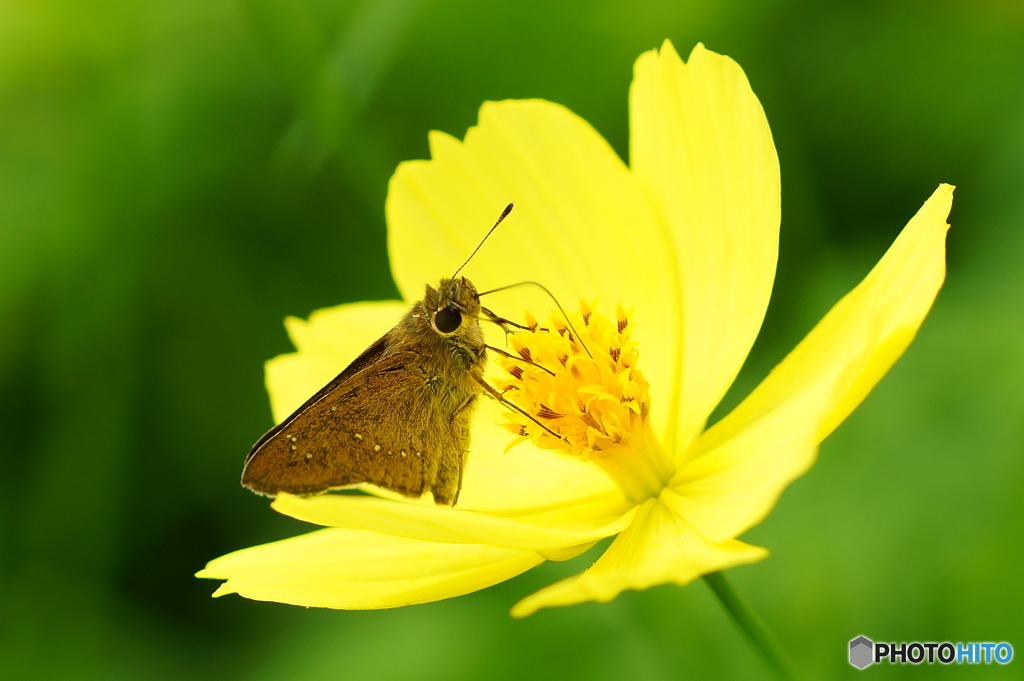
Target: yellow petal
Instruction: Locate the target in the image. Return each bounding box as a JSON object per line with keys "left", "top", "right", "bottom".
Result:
{"left": 510, "top": 495, "right": 767, "bottom": 617}
{"left": 272, "top": 491, "right": 636, "bottom": 551}
{"left": 456, "top": 398, "right": 623, "bottom": 511}
{"left": 690, "top": 184, "right": 951, "bottom": 450}
{"left": 670, "top": 185, "right": 952, "bottom": 541}
{"left": 812, "top": 187, "right": 952, "bottom": 439}
{"left": 197, "top": 528, "right": 543, "bottom": 609}
{"left": 265, "top": 300, "right": 406, "bottom": 422}
{"left": 386, "top": 99, "right": 680, "bottom": 440}
{"left": 666, "top": 407, "right": 820, "bottom": 543}
{"left": 630, "top": 41, "right": 780, "bottom": 453}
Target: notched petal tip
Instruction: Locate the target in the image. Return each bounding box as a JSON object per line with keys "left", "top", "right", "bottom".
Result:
{"left": 637, "top": 39, "right": 735, "bottom": 78}
{"left": 427, "top": 128, "right": 463, "bottom": 159}
{"left": 210, "top": 583, "right": 236, "bottom": 598}
{"left": 924, "top": 183, "right": 955, "bottom": 229}
{"left": 641, "top": 38, "right": 712, "bottom": 69}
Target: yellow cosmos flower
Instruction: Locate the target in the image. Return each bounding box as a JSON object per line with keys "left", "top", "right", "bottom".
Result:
{"left": 198, "top": 41, "right": 952, "bottom": 618}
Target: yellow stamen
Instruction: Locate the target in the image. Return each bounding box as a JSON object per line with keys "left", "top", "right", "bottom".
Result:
{"left": 494, "top": 302, "right": 674, "bottom": 503}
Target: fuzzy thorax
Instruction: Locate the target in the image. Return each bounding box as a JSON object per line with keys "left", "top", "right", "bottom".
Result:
{"left": 495, "top": 302, "right": 674, "bottom": 504}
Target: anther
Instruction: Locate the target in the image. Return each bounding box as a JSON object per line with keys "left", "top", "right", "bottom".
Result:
{"left": 580, "top": 299, "right": 593, "bottom": 326}
{"left": 536, "top": 404, "right": 565, "bottom": 420}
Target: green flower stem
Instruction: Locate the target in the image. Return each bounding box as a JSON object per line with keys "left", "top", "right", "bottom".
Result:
{"left": 703, "top": 571, "right": 796, "bottom": 681}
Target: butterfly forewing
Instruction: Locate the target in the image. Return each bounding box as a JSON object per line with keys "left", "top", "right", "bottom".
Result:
{"left": 243, "top": 332, "right": 391, "bottom": 463}
{"left": 242, "top": 349, "right": 469, "bottom": 504}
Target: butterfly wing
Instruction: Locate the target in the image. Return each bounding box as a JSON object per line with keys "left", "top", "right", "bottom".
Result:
{"left": 241, "top": 349, "right": 473, "bottom": 505}
{"left": 245, "top": 331, "right": 391, "bottom": 460}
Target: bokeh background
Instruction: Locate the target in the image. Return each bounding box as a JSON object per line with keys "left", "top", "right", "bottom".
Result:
{"left": 2, "top": 0, "right": 1022, "bottom": 679}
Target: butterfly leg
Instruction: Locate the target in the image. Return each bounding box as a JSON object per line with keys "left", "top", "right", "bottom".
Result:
{"left": 484, "top": 344, "right": 555, "bottom": 376}
{"left": 431, "top": 393, "right": 477, "bottom": 507}
{"left": 473, "top": 375, "right": 566, "bottom": 442}
{"left": 480, "top": 306, "right": 546, "bottom": 333}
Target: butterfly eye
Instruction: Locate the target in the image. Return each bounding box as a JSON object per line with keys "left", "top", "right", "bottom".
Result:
{"left": 433, "top": 304, "right": 463, "bottom": 334}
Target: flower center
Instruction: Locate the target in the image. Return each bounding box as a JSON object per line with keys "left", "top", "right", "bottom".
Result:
{"left": 494, "top": 301, "right": 674, "bottom": 503}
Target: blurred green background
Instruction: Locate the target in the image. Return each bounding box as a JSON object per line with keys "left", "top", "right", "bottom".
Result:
{"left": 1, "top": 0, "right": 1022, "bottom": 679}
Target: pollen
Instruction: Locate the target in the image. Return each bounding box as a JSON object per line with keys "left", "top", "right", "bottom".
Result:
{"left": 494, "top": 301, "right": 650, "bottom": 462}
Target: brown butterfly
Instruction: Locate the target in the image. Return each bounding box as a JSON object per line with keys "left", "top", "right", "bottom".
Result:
{"left": 240, "top": 204, "right": 554, "bottom": 506}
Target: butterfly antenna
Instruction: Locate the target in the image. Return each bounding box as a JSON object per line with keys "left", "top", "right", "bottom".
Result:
{"left": 452, "top": 203, "right": 514, "bottom": 279}
{"left": 477, "top": 281, "right": 593, "bottom": 359}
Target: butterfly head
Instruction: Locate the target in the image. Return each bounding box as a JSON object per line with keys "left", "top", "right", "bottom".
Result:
{"left": 425, "top": 276, "right": 482, "bottom": 337}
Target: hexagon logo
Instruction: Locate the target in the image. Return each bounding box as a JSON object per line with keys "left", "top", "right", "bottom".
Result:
{"left": 850, "top": 636, "right": 874, "bottom": 669}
